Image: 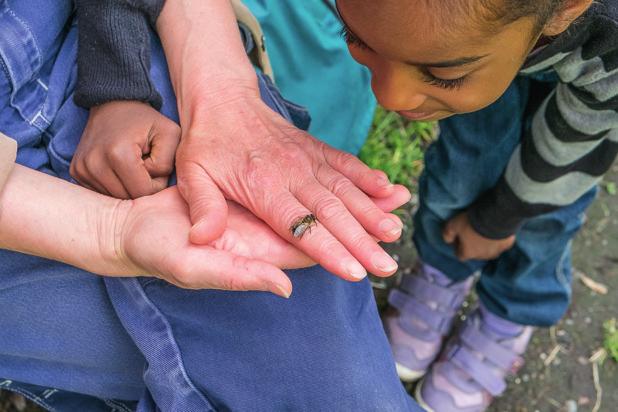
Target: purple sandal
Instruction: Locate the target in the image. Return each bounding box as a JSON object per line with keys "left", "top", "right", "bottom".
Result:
{"left": 383, "top": 263, "right": 473, "bottom": 382}
{"left": 416, "top": 304, "right": 533, "bottom": 412}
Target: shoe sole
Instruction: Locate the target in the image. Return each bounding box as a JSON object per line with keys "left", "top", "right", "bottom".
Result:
{"left": 395, "top": 362, "right": 426, "bottom": 382}
{"left": 414, "top": 378, "right": 436, "bottom": 412}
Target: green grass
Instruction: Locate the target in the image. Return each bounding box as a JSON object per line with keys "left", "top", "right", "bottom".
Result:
{"left": 604, "top": 318, "right": 618, "bottom": 362}
{"left": 360, "top": 107, "right": 435, "bottom": 191}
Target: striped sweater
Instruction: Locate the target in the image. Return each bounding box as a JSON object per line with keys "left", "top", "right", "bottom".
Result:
{"left": 468, "top": 0, "right": 618, "bottom": 239}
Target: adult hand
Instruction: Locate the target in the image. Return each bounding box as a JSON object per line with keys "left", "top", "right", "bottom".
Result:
{"left": 114, "top": 187, "right": 313, "bottom": 297}
{"left": 175, "top": 89, "right": 410, "bottom": 281}
{"left": 442, "top": 212, "right": 516, "bottom": 261}
{"left": 71, "top": 101, "right": 180, "bottom": 199}
{"left": 0, "top": 164, "right": 304, "bottom": 298}
{"left": 156, "top": 0, "right": 410, "bottom": 283}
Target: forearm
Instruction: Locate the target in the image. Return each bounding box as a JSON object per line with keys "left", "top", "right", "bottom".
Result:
{"left": 0, "top": 165, "right": 129, "bottom": 275}
{"left": 156, "top": 0, "right": 258, "bottom": 126}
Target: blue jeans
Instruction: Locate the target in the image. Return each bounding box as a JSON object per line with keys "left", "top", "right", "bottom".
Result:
{"left": 413, "top": 75, "right": 597, "bottom": 327}
{"left": 0, "top": 1, "right": 419, "bottom": 410}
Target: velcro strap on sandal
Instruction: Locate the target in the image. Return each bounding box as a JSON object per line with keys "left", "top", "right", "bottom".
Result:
{"left": 459, "top": 326, "right": 523, "bottom": 371}
{"left": 449, "top": 345, "right": 507, "bottom": 396}
{"left": 388, "top": 289, "right": 453, "bottom": 335}
{"left": 401, "top": 275, "right": 460, "bottom": 308}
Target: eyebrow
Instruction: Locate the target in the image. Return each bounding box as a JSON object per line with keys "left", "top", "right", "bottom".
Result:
{"left": 336, "top": 6, "right": 488, "bottom": 69}
{"left": 404, "top": 55, "right": 488, "bottom": 68}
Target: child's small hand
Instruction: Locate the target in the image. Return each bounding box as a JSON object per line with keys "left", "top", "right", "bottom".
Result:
{"left": 442, "top": 212, "right": 516, "bottom": 261}
{"left": 71, "top": 101, "right": 180, "bottom": 199}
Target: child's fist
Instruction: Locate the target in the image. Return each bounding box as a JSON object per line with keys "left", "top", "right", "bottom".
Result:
{"left": 71, "top": 101, "right": 180, "bottom": 199}
{"left": 442, "top": 212, "right": 516, "bottom": 261}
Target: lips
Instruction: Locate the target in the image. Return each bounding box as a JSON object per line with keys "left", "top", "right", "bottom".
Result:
{"left": 396, "top": 110, "right": 437, "bottom": 121}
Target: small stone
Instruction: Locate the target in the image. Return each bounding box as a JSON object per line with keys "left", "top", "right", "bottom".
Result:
{"left": 557, "top": 329, "right": 567, "bottom": 335}
{"left": 585, "top": 317, "right": 592, "bottom": 324}
{"left": 565, "top": 399, "right": 577, "bottom": 412}
{"left": 539, "top": 374, "right": 545, "bottom": 380}
{"left": 577, "top": 356, "right": 589, "bottom": 365}
{"left": 578, "top": 396, "right": 590, "bottom": 406}
{"left": 565, "top": 319, "right": 574, "bottom": 326}
{"left": 554, "top": 358, "right": 562, "bottom": 366}
{"left": 522, "top": 374, "right": 530, "bottom": 382}
{"left": 602, "top": 239, "right": 608, "bottom": 246}
{"left": 514, "top": 378, "right": 521, "bottom": 384}
{"left": 10, "top": 394, "right": 27, "bottom": 412}
{"left": 540, "top": 353, "right": 547, "bottom": 360}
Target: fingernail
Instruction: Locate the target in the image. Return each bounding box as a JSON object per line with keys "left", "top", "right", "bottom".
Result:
{"left": 344, "top": 260, "right": 367, "bottom": 280}
{"left": 371, "top": 252, "right": 398, "bottom": 273}
{"left": 272, "top": 283, "right": 291, "bottom": 299}
{"left": 379, "top": 219, "right": 402, "bottom": 237}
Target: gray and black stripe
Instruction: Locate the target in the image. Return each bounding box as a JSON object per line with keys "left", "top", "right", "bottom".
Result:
{"left": 469, "top": 0, "right": 618, "bottom": 239}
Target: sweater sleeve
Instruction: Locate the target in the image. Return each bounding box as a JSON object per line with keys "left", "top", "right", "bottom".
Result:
{"left": 468, "top": 46, "right": 618, "bottom": 239}
{"left": 0, "top": 132, "right": 17, "bottom": 192}
{"left": 73, "top": 0, "right": 166, "bottom": 109}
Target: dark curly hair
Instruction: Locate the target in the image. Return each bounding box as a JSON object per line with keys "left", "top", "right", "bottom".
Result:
{"left": 479, "top": 0, "right": 566, "bottom": 31}
{"left": 420, "top": 0, "right": 566, "bottom": 37}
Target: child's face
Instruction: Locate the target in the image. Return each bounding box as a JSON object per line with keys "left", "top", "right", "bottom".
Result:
{"left": 336, "top": 0, "right": 539, "bottom": 121}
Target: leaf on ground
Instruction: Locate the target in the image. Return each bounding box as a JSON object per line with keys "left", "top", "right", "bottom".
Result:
{"left": 605, "top": 181, "right": 616, "bottom": 196}
{"left": 604, "top": 318, "right": 618, "bottom": 362}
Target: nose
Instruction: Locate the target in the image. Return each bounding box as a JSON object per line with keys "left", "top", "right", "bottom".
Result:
{"left": 370, "top": 63, "right": 427, "bottom": 112}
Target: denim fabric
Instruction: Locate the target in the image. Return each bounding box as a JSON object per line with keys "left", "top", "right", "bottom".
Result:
{"left": 0, "top": 379, "right": 137, "bottom": 412}
{"left": 106, "top": 273, "right": 419, "bottom": 412}
{"left": 413, "top": 74, "right": 597, "bottom": 327}
{"left": 0, "top": 2, "right": 419, "bottom": 411}
{"left": 0, "top": 0, "right": 147, "bottom": 404}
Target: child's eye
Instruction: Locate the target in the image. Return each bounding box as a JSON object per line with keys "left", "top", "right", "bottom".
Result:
{"left": 340, "top": 26, "right": 370, "bottom": 51}
{"left": 421, "top": 70, "right": 466, "bottom": 91}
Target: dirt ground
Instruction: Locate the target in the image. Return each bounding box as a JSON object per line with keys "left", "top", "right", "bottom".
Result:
{"left": 2, "top": 166, "right": 617, "bottom": 411}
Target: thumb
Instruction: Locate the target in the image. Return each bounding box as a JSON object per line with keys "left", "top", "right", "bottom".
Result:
{"left": 442, "top": 220, "right": 457, "bottom": 244}
{"left": 177, "top": 163, "right": 228, "bottom": 244}
{"left": 144, "top": 121, "right": 181, "bottom": 178}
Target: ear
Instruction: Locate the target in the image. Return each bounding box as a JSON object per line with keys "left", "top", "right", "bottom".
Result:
{"left": 542, "top": 0, "right": 593, "bottom": 36}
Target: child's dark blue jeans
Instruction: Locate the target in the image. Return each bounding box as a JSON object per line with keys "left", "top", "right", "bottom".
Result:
{"left": 414, "top": 74, "right": 597, "bottom": 327}
{"left": 0, "top": 0, "right": 419, "bottom": 411}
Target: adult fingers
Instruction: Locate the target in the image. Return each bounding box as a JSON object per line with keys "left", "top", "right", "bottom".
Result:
{"left": 371, "top": 185, "right": 412, "bottom": 212}
{"left": 259, "top": 191, "right": 368, "bottom": 281}
{"left": 144, "top": 120, "right": 181, "bottom": 177}
{"left": 293, "top": 180, "right": 398, "bottom": 277}
{"left": 176, "top": 161, "right": 228, "bottom": 244}
{"left": 314, "top": 166, "right": 403, "bottom": 243}
{"left": 168, "top": 248, "right": 293, "bottom": 298}
{"left": 322, "top": 143, "right": 395, "bottom": 198}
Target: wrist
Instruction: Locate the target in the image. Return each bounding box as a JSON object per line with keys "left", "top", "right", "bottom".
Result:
{"left": 95, "top": 197, "right": 140, "bottom": 275}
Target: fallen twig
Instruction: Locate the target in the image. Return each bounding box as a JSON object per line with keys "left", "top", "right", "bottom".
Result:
{"left": 575, "top": 270, "right": 608, "bottom": 295}
{"left": 544, "top": 344, "right": 562, "bottom": 367}
{"left": 591, "top": 361, "right": 602, "bottom": 412}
